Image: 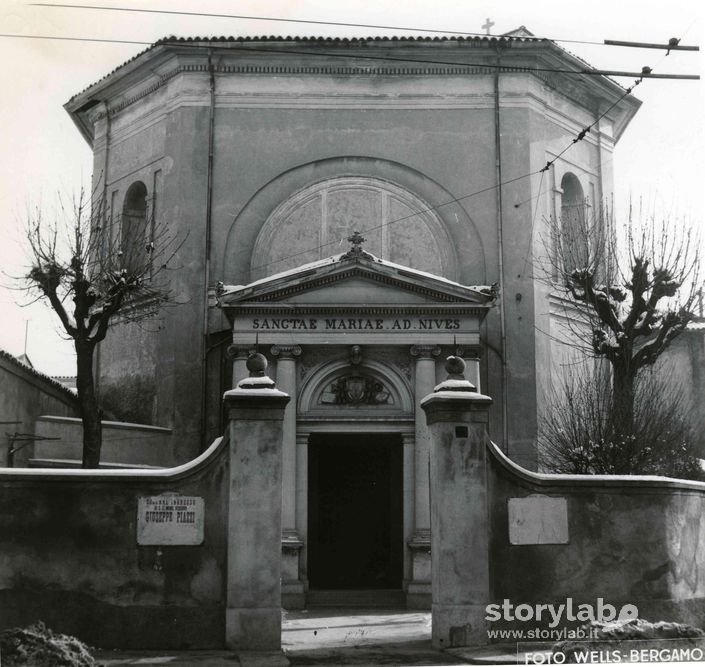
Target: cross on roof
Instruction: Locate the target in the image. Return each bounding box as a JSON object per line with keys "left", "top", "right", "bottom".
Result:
{"left": 482, "top": 18, "right": 495, "bottom": 35}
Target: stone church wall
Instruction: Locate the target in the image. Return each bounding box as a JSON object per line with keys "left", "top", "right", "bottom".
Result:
{"left": 95, "top": 100, "right": 210, "bottom": 461}
{"left": 74, "top": 40, "right": 636, "bottom": 467}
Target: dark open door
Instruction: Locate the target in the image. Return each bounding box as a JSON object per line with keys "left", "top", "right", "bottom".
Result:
{"left": 308, "top": 433, "right": 403, "bottom": 590}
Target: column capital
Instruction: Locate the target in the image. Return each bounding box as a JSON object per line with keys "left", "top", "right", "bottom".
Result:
{"left": 410, "top": 344, "right": 441, "bottom": 360}
{"left": 226, "top": 344, "right": 253, "bottom": 361}
{"left": 271, "top": 345, "right": 302, "bottom": 359}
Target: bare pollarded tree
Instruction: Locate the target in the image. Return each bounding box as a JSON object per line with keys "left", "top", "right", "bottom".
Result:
{"left": 549, "top": 200, "right": 701, "bottom": 433}
{"left": 24, "top": 186, "right": 182, "bottom": 468}
{"left": 541, "top": 198, "right": 703, "bottom": 476}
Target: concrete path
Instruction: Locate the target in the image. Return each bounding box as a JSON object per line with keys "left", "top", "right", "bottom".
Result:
{"left": 282, "top": 609, "right": 463, "bottom": 664}
{"left": 96, "top": 609, "right": 528, "bottom": 665}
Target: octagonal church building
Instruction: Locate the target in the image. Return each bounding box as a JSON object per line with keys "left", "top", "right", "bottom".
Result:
{"left": 65, "top": 29, "right": 640, "bottom": 608}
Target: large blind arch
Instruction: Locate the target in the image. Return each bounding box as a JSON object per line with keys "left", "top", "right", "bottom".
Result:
{"left": 250, "top": 176, "right": 458, "bottom": 281}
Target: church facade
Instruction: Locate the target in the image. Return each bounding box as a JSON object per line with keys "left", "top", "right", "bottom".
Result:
{"left": 65, "top": 32, "right": 640, "bottom": 607}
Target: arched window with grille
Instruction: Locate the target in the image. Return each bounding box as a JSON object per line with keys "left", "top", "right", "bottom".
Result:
{"left": 121, "top": 181, "right": 149, "bottom": 272}
{"left": 560, "top": 173, "right": 589, "bottom": 274}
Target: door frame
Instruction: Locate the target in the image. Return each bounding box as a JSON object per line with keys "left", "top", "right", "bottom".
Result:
{"left": 296, "top": 422, "right": 415, "bottom": 596}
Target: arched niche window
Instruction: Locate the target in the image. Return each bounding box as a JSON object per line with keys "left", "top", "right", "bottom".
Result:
{"left": 560, "top": 173, "right": 589, "bottom": 273}
{"left": 121, "top": 181, "right": 149, "bottom": 272}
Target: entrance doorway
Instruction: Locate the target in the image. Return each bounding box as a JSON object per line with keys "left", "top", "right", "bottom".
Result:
{"left": 308, "top": 433, "right": 403, "bottom": 590}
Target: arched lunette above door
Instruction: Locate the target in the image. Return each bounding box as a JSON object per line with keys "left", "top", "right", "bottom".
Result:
{"left": 251, "top": 176, "right": 457, "bottom": 281}
{"left": 298, "top": 359, "right": 414, "bottom": 417}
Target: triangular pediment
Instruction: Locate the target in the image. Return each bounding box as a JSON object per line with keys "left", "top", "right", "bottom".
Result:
{"left": 217, "top": 252, "right": 496, "bottom": 309}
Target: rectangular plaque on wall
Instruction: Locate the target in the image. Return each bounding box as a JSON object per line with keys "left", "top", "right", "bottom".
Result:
{"left": 508, "top": 495, "right": 569, "bottom": 545}
{"left": 137, "top": 494, "right": 205, "bottom": 545}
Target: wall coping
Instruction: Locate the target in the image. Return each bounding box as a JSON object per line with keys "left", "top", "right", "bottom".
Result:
{"left": 29, "top": 458, "right": 164, "bottom": 470}
{"left": 0, "top": 436, "right": 226, "bottom": 482}
{"left": 37, "top": 415, "right": 172, "bottom": 434}
{"left": 488, "top": 439, "right": 705, "bottom": 493}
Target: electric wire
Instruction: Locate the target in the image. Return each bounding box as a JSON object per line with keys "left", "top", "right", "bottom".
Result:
{"left": 0, "top": 33, "right": 697, "bottom": 80}
{"left": 520, "top": 170, "right": 548, "bottom": 277}
{"left": 27, "top": 3, "right": 637, "bottom": 47}
{"left": 244, "top": 78, "right": 641, "bottom": 275}
{"left": 3, "top": 17, "right": 694, "bottom": 279}
{"left": 538, "top": 76, "right": 643, "bottom": 175}
{"left": 246, "top": 172, "right": 539, "bottom": 274}
{"left": 0, "top": 33, "right": 151, "bottom": 46}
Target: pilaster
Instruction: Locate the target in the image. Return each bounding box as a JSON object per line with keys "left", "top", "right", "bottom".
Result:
{"left": 456, "top": 346, "right": 482, "bottom": 392}
{"left": 271, "top": 344, "right": 304, "bottom": 609}
{"left": 295, "top": 432, "right": 310, "bottom": 602}
{"left": 407, "top": 344, "right": 440, "bottom": 608}
{"left": 227, "top": 344, "right": 251, "bottom": 388}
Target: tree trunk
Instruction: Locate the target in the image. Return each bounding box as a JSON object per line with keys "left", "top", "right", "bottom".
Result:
{"left": 612, "top": 362, "right": 635, "bottom": 438}
{"left": 75, "top": 341, "right": 102, "bottom": 468}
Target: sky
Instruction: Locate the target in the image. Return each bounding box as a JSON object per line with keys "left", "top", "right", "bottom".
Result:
{"left": 0, "top": 0, "right": 703, "bottom": 376}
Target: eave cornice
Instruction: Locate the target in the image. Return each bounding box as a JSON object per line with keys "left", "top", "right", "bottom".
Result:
{"left": 65, "top": 38, "right": 641, "bottom": 146}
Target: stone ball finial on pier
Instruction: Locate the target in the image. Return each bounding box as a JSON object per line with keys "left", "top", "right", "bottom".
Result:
{"left": 433, "top": 355, "right": 477, "bottom": 393}
{"left": 445, "top": 355, "right": 467, "bottom": 380}
{"left": 246, "top": 352, "right": 268, "bottom": 377}
{"left": 419, "top": 354, "right": 493, "bottom": 410}
{"left": 234, "top": 351, "right": 277, "bottom": 391}
{"left": 224, "top": 349, "right": 290, "bottom": 402}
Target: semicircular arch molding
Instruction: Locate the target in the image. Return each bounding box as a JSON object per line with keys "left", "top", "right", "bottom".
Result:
{"left": 220, "top": 156, "right": 486, "bottom": 286}
{"left": 251, "top": 176, "right": 456, "bottom": 281}
{"left": 298, "top": 358, "right": 414, "bottom": 417}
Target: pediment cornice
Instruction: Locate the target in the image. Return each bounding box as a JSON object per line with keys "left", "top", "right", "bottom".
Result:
{"left": 217, "top": 253, "right": 496, "bottom": 309}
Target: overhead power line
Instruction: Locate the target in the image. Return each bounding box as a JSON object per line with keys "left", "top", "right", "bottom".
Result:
{"left": 28, "top": 3, "right": 618, "bottom": 47}
{"left": 242, "top": 82, "right": 641, "bottom": 273}
{"left": 0, "top": 33, "right": 699, "bottom": 80}
{"left": 604, "top": 39, "right": 698, "bottom": 52}
{"left": 5, "top": 11, "right": 695, "bottom": 276}
{"left": 247, "top": 172, "right": 539, "bottom": 274}
{"left": 30, "top": 3, "right": 703, "bottom": 57}
{"left": 0, "top": 33, "right": 149, "bottom": 46}
{"left": 232, "top": 70, "right": 643, "bottom": 274}
{"left": 590, "top": 69, "right": 696, "bottom": 80}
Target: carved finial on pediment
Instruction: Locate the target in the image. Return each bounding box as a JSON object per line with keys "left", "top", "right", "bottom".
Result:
{"left": 342, "top": 230, "right": 371, "bottom": 260}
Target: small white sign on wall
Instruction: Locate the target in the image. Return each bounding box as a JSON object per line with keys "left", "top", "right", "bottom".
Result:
{"left": 508, "top": 495, "right": 569, "bottom": 545}
{"left": 137, "top": 494, "right": 205, "bottom": 546}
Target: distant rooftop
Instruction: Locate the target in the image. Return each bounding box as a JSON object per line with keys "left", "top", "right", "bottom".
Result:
{"left": 0, "top": 350, "right": 79, "bottom": 403}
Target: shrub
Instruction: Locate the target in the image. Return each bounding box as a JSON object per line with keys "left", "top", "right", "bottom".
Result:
{"left": 0, "top": 621, "right": 98, "bottom": 667}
